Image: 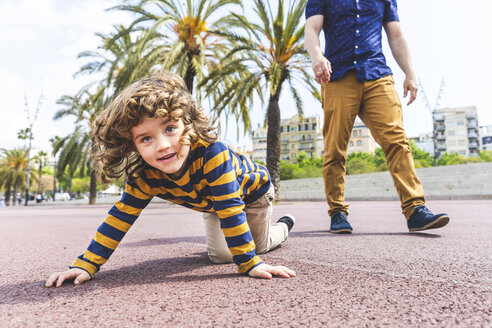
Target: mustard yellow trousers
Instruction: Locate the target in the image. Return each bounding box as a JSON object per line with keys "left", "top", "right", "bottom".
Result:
{"left": 321, "top": 71, "right": 425, "bottom": 219}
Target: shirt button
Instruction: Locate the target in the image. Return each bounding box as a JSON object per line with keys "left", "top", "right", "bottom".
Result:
{"left": 357, "top": 14, "right": 360, "bottom": 18}
{"left": 354, "top": 61, "right": 357, "bottom": 64}
{"left": 355, "top": 45, "right": 358, "bottom": 49}
{"left": 356, "top": 29, "right": 359, "bottom": 33}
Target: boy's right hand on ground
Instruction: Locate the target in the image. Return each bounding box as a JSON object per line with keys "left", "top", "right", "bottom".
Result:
{"left": 45, "top": 268, "right": 91, "bottom": 288}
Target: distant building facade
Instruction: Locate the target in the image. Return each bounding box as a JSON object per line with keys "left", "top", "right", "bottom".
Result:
{"left": 409, "top": 132, "right": 435, "bottom": 156}
{"left": 253, "top": 117, "right": 380, "bottom": 163}
{"left": 433, "top": 106, "right": 480, "bottom": 157}
{"left": 251, "top": 127, "right": 267, "bottom": 163}
{"left": 280, "top": 115, "right": 323, "bottom": 162}
{"left": 480, "top": 125, "right": 492, "bottom": 151}
{"left": 348, "top": 122, "right": 378, "bottom": 154}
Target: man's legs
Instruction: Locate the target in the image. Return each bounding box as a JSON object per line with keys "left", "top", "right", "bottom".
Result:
{"left": 203, "top": 185, "right": 289, "bottom": 264}
{"left": 358, "top": 75, "right": 425, "bottom": 218}
{"left": 321, "top": 71, "right": 362, "bottom": 217}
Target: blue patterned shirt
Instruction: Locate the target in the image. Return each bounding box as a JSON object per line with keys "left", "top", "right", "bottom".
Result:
{"left": 306, "top": 0, "right": 399, "bottom": 81}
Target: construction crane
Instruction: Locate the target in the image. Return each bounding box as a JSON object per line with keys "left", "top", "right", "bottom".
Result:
{"left": 418, "top": 77, "right": 446, "bottom": 165}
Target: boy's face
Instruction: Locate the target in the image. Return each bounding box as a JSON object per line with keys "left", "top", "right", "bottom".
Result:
{"left": 131, "top": 116, "right": 190, "bottom": 176}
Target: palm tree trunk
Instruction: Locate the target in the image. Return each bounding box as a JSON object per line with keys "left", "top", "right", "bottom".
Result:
{"left": 184, "top": 57, "right": 195, "bottom": 94}
{"left": 37, "top": 163, "right": 43, "bottom": 194}
{"left": 89, "top": 168, "right": 97, "bottom": 205}
{"left": 68, "top": 174, "right": 73, "bottom": 195}
{"left": 12, "top": 183, "right": 18, "bottom": 207}
{"left": 266, "top": 80, "right": 285, "bottom": 202}
{"left": 5, "top": 185, "right": 11, "bottom": 206}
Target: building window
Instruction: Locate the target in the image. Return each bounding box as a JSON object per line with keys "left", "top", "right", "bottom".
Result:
{"left": 447, "top": 130, "right": 455, "bottom": 136}
{"left": 280, "top": 126, "right": 283, "bottom": 132}
{"left": 287, "top": 125, "right": 290, "bottom": 132}
{"left": 457, "top": 121, "right": 465, "bottom": 126}
{"left": 349, "top": 141, "right": 354, "bottom": 147}
{"left": 357, "top": 140, "right": 362, "bottom": 147}
{"left": 312, "top": 123, "right": 316, "bottom": 130}
{"left": 305, "top": 123, "right": 309, "bottom": 131}
{"left": 459, "top": 150, "right": 466, "bottom": 155}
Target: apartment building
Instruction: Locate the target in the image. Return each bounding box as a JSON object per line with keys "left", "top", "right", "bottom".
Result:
{"left": 251, "top": 127, "right": 267, "bottom": 163}
{"left": 252, "top": 116, "right": 379, "bottom": 163}
{"left": 410, "top": 132, "right": 435, "bottom": 156}
{"left": 433, "top": 106, "right": 480, "bottom": 157}
{"left": 480, "top": 125, "right": 492, "bottom": 151}
{"left": 348, "top": 122, "right": 378, "bottom": 154}
{"left": 280, "top": 115, "right": 323, "bottom": 162}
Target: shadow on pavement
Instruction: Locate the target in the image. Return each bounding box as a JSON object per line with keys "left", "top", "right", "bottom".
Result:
{"left": 0, "top": 253, "right": 236, "bottom": 306}
{"left": 120, "top": 236, "right": 206, "bottom": 248}
{"left": 290, "top": 230, "right": 442, "bottom": 238}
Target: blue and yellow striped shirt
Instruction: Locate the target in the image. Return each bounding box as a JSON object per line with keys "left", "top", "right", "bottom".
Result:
{"left": 71, "top": 140, "right": 271, "bottom": 276}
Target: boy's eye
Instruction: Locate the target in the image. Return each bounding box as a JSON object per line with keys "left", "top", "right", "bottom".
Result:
{"left": 165, "top": 126, "right": 176, "bottom": 133}
{"left": 141, "top": 136, "right": 151, "bottom": 143}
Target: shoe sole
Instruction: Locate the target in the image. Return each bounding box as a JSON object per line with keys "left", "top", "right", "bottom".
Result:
{"left": 409, "top": 215, "right": 450, "bottom": 232}
{"left": 329, "top": 229, "right": 352, "bottom": 234}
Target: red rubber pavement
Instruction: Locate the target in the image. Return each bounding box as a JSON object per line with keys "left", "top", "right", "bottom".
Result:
{"left": 1, "top": 200, "right": 491, "bottom": 327}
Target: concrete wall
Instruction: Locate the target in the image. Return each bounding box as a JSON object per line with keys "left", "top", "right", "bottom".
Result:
{"left": 279, "top": 162, "right": 492, "bottom": 201}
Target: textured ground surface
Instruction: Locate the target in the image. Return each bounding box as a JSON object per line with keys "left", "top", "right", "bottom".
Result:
{"left": 1, "top": 200, "right": 491, "bottom": 327}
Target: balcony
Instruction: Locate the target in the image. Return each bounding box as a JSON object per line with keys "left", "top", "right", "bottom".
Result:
{"left": 466, "top": 113, "right": 477, "bottom": 120}
{"left": 434, "top": 114, "right": 445, "bottom": 121}
{"left": 437, "top": 143, "right": 446, "bottom": 151}
{"left": 468, "top": 132, "right": 478, "bottom": 139}
{"left": 467, "top": 121, "right": 477, "bottom": 128}
{"left": 436, "top": 133, "right": 445, "bottom": 140}
{"left": 436, "top": 125, "right": 445, "bottom": 131}
{"left": 469, "top": 142, "right": 479, "bottom": 149}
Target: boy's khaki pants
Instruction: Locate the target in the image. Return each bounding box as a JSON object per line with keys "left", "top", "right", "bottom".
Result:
{"left": 203, "top": 185, "right": 288, "bottom": 263}
{"left": 321, "top": 71, "right": 425, "bottom": 219}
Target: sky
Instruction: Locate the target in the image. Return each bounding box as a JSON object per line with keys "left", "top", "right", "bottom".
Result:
{"left": 0, "top": 0, "right": 490, "bottom": 155}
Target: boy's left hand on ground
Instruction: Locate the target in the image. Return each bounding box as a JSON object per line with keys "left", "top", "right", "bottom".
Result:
{"left": 248, "top": 263, "right": 296, "bottom": 279}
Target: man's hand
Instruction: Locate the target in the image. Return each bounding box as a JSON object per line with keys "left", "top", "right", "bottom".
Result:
{"left": 312, "top": 55, "right": 332, "bottom": 84}
{"left": 403, "top": 75, "right": 418, "bottom": 105}
{"left": 248, "top": 263, "right": 296, "bottom": 279}
{"left": 45, "top": 268, "right": 91, "bottom": 287}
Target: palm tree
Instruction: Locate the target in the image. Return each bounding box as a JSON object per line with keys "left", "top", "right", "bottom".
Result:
{"left": 77, "top": 24, "right": 151, "bottom": 95}
{"left": 0, "top": 148, "right": 37, "bottom": 206}
{"left": 201, "top": 0, "right": 318, "bottom": 200}
{"left": 51, "top": 129, "right": 91, "bottom": 195}
{"left": 54, "top": 85, "right": 106, "bottom": 204}
{"left": 110, "top": 0, "right": 241, "bottom": 93}
{"left": 33, "top": 150, "right": 48, "bottom": 194}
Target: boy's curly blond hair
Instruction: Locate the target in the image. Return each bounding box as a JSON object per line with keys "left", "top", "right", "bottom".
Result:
{"left": 91, "top": 71, "right": 217, "bottom": 183}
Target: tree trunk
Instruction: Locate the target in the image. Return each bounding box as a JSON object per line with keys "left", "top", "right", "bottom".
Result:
{"left": 89, "top": 168, "right": 97, "bottom": 205}
{"left": 37, "top": 162, "right": 43, "bottom": 194}
{"left": 12, "top": 183, "right": 18, "bottom": 207}
{"left": 68, "top": 174, "right": 73, "bottom": 195}
{"left": 5, "top": 185, "right": 11, "bottom": 206}
{"left": 266, "top": 78, "right": 285, "bottom": 202}
{"left": 184, "top": 58, "right": 195, "bottom": 94}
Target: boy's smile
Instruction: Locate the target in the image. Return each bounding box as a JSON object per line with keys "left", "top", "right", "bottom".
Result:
{"left": 131, "top": 116, "right": 190, "bottom": 176}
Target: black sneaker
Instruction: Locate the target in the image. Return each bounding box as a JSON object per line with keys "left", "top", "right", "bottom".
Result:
{"left": 407, "top": 205, "right": 450, "bottom": 232}
{"left": 330, "top": 211, "right": 353, "bottom": 234}
{"left": 277, "top": 214, "right": 296, "bottom": 232}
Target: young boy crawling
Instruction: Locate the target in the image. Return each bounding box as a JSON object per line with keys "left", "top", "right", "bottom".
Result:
{"left": 46, "top": 72, "right": 296, "bottom": 287}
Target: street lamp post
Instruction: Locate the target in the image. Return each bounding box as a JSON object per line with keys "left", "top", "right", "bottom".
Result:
{"left": 24, "top": 95, "right": 43, "bottom": 206}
